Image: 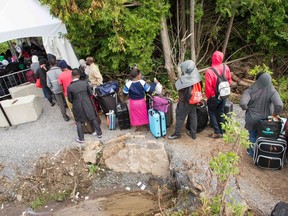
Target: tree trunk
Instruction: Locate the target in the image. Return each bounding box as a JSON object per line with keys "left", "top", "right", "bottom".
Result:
{"left": 160, "top": 17, "right": 176, "bottom": 84}
{"left": 179, "top": 0, "right": 186, "bottom": 40}
{"left": 222, "top": 15, "right": 234, "bottom": 57}
{"left": 196, "top": 0, "right": 204, "bottom": 60}
{"left": 190, "top": 0, "right": 196, "bottom": 61}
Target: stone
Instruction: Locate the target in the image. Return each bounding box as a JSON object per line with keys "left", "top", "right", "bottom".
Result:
{"left": 83, "top": 150, "right": 98, "bottom": 164}
{"left": 9, "top": 83, "right": 44, "bottom": 98}
{"left": 103, "top": 135, "right": 169, "bottom": 177}
{"left": 0, "top": 95, "right": 42, "bottom": 126}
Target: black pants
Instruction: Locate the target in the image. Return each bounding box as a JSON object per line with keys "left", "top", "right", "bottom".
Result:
{"left": 174, "top": 101, "right": 197, "bottom": 136}
{"left": 76, "top": 119, "right": 102, "bottom": 140}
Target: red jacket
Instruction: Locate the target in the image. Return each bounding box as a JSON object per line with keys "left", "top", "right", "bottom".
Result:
{"left": 205, "top": 51, "right": 232, "bottom": 99}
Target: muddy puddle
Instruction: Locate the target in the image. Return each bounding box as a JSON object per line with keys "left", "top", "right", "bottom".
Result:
{"left": 21, "top": 190, "right": 173, "bottom": 216}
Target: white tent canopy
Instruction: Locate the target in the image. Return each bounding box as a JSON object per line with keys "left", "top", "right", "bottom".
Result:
{"left": 0, "top": 0, "right": 79, "bottom": 68}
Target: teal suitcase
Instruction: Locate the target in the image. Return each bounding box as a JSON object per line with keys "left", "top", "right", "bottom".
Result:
{"left": 148, "top": 109, "right": 166, "bottom": 138}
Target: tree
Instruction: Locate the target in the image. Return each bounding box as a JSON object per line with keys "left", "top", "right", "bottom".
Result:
{"left": 40, "top": 0, "right": 169, "bottom": 74}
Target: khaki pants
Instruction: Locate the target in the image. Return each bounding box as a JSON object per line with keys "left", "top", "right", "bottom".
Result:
{"left": 65, "top": 96, "right": 74, "bottom": 120}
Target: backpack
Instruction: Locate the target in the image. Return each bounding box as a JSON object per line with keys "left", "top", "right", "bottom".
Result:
{"left": 210, "top": 65, "right": 230, "bottom": 99}
{"left": 187, "top": 82, "right": 203, "bottom": 104}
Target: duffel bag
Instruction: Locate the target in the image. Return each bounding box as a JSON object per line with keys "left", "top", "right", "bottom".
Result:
{"left": 94, "top": 81, "right": 119, "bottom": 97}
{"left": 152, "top": 96, "right": 170, "bottom": 113}
{"left": 257, "top": 118, "right": 282, "bottom": 139}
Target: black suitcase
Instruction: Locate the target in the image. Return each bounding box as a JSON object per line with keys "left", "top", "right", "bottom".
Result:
{"left": 96, "top": 93, "right": 117, "bottom": 115}
{"left": 253, "top": 134, "right": 287, "bottom": 170}
{"left": 165, "top": 98, "right": 173, "bottom": 128}
{"left": 224, "top": 100, "right": 233, "bottom": 117}
{"left": 186, "top": 103, "right": 209, "bottom": 133}
{"left": 116, "top": 102, "right": 131, "bottom": 130}
{"left": 271, "top": 201, "right": 288, "bottom": 216}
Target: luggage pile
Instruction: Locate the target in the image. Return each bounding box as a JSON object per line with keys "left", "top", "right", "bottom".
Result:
{"left": 253, "top": 117, "right": 287, "bottom": 170}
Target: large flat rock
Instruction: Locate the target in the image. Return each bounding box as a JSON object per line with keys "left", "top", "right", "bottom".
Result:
{"left": 103, "top": 133, "right": 169, "bottom": 177}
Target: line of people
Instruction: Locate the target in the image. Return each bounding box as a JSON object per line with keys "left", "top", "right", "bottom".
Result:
{"left": 35, "top": 55, "right": 104, "bottom": 143}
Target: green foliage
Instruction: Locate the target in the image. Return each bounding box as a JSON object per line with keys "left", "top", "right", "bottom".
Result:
{"left": 40, "top": 0, "right": 169, "bottom": 74}
{"left": 50, "top": 190, "right": 71, "bottom": 202}
{"left": 88, "top": 164, "right": 99, "bottom": 175}
{"left": 31, "top": 196, "right": 45, "bottom": 210}
{"left": 210, "top": 152, "right": 239, "bottom": 182}
{"left": 248, "top": 64, "right": 273, "bottom": 79}
{"left": 0, "top": 42, "right": 9, "bottom": 53}
{"left": 246, "top": 0, "right": 288, "bottom": 52}
{"left": 275, "top": 77, "right": 288, "bottom": 109}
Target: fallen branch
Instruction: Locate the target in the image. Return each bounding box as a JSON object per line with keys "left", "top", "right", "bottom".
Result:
{"left": 231, "top": 73, "right": 251, "bottom": 87}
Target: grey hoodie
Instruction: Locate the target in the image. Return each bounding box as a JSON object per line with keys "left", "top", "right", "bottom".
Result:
{"left": 47, "top": 66, "right": 63, "bottom": 94}
{"left": 239, "top": 73, "right": 283, "bottom": 130}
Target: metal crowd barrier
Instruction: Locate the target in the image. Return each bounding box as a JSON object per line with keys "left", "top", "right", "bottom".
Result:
{"left": 0, "top": 69, "right": 31, "bottom": 99}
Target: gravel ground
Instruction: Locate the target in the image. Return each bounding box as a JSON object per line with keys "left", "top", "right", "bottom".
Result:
{"left": 0, "top": 99, "right": 245, "bottom": 179}
{"left": 0, "top": 97, "right": 146, "bottom": 179}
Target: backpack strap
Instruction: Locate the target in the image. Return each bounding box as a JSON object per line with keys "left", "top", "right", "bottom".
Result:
{"left": 210, "top": 65, "right": 226, "bottom": 95}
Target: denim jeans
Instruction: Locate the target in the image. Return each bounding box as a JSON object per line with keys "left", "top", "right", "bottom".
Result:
{"left": 207, "top": 97, "right": 225, "bottom": 134}
{"left": 248, "top": 130, "right": 257, "bottom": 157}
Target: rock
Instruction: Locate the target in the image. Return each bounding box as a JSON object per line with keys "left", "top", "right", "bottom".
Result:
{"left": 83, "top": 150, "right": 98, "bottom": 164}
{"left": 16, "top": 194, "right": 22, "bottom": 202}
{"left": 83, "top": 141, "right": 103, "bottom": 164}
{"left": 103, "top": 135, "right": 169, "bottom": 177}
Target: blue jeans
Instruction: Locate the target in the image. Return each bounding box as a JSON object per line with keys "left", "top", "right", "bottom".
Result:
{"left": 207, "top": 97, "right": 225, "bottom": 134}
{"left": 248, "top": 130, "right": 257, "bottom": 157}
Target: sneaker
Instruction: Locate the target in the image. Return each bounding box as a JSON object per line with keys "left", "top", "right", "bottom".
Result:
{"left": 92, "top": 131, "right": 102, "bottom": 138}
{"left": 187, "top": 131, "right": 196, "bottom": 140}
{"left": 75, "top": 138, "right": 84, "bottom": 144}
{"left": 50, "top": 102, "right": 55, "bottom": 107}
{"left": 63, "top": 115, "right": 70, "bottom": 122}
{"left": 168, "top": 133, "right": 181, "bottom": 140}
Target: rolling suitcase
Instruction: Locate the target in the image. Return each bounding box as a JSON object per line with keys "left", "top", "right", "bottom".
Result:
{"left": 116, "top": 102, "right": 131, "bottom": 130}
{"left": 106, "top": 110, "right": 116, "bottom": 130}
{"left": 253, "top": 134, "right": 287, "bottom": 170}
{"left": 96, "top": 93, "right": 117, "bottom": 115}
{"left": 224, "top": 100, "right": 233, "bottom": 117}
{"left": 148, "top": 109, "right": 166, "bottom": 138}
{"left": 82, "top": 121, "right": 94, "bottom": 134}
{"left": 165, "top": 99, "right": 173, "bottom": 128}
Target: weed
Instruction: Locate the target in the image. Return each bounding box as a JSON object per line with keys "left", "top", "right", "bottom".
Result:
{"left": 31, "top": 196, "right": 45, "bottom": 210}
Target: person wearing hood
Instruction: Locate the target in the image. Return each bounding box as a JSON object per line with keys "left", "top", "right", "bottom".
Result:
{"left": 30, "top": 55, "right": 39, "bottom": 74}
{"left": 205, "top": 51, "right": 232, "bottom": 139}
{"left": 240, "top": 72, "right": 283, "bottom": 156}
{"left": 168, "top": 60, "right": 202, "bottom": 140}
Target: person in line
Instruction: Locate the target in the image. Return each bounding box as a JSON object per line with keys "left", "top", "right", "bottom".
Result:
{"left": 47, "top": 56, "right": 70, "bottom": 121}
{"left": 205, "top": 51, "right": 232, "bottom": 138}
{"left": 123, "top": 67, "right": 157, "bottom": 132}
{"left": 58, "top": 60, "right": 73, "bottom": 119}
{"left": 78, "top": 59, "right": 88, "bottom": 80}
{"left": 30, "top": 55, "right": 39, "bottom": 74}
{"left": 35, "top": 59, "right": 55, "bottom": 106}
{"left": 12, "top": 42, "right": 23, "bottom": 62}
{"left": 86, "top": 57, "right": 103, "bottom": 87}
{"left": 67, "top": 69, "right": 103, "bottom": 143}
{"left": 240, "top": 72, "right": 283, "bottom": 156}
{"left": 168, "top": 60, "right": 202, "bottom": 140}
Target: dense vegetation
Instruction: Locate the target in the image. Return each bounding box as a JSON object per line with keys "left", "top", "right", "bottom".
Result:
{"left": 40, "top": 0, "right": 288, "bottom": 106}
